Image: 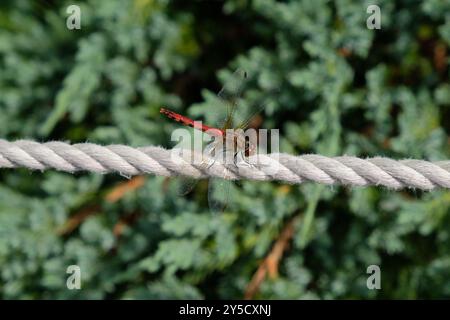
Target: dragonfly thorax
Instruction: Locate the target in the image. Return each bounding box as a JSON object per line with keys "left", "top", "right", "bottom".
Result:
{"left": 218, "top": 130, "right": 257, "bottom": 158}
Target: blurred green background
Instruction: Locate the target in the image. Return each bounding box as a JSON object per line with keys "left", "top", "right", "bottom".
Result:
{"left": 0, "top": 0, "right": 449, "bottom": 299}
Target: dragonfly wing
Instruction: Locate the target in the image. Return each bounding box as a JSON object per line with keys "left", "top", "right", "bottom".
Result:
{"left": 178, "top": 176, "right": 199, "bottom": 196}
{"left": 177, "top": 140, "right": 216, "bottom": 196}
{"left": 206, "top": 146, "right": 234, "bottom": 214}
{"left": 217, "top": 68, "right": 248, "bottom": 102}
{"left": 237, "top": 99, "right": 269, "bottom": 130}
{"left": 237, "top": 84, "right": 280, "bottom": 130}
{"left": 207, "top": 176, "right": 231, "bottom": 214}
{"left": 216, "top": 68, "right": 249, "bottom": 129}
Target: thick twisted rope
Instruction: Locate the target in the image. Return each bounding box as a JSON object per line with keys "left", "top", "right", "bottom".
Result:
{"left": 0, "top": 139, "right": 449, "bottom": 190}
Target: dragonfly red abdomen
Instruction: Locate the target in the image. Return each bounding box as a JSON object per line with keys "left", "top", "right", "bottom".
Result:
{"left": 160, "top": 108, "right": 223, "bottom": 137}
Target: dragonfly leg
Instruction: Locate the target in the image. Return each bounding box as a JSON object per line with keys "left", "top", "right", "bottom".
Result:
{"left": 234, "top": 150, "right": 253, "bottom": 167}
{"left": 206, "top": 157, "right": 216, "bottom": 169}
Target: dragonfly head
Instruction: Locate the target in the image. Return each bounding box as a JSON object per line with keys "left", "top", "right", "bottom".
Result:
{"left": 244, "top": 140, "right": 257, "bottom": 157}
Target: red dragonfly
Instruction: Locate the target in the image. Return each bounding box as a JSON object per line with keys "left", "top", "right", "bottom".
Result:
{"left": 161, "top": 69, "right": 264, "bottom": 213}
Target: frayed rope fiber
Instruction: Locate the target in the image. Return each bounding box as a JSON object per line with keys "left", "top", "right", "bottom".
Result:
{"left": 0, "top": 139, "right": 449, "bottom": 190}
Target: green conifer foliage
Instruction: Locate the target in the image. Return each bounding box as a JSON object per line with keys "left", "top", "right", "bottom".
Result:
{"left": 0, "top": 0, "right": 449, "bottom": 298}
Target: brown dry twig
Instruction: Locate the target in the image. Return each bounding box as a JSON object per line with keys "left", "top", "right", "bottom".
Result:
{"left": 337, "top": 47, "right": 352, "bottom": 57}
{"left": 105, "top": 176, "right": 146, "bottom": 202}
{"left": 244, "top": 215, "right": 301, "bottom": 300}
{"left": 434, "top": 42, "right": 447, "bottom": 73}
{"left": 56, "top": 204, "right": 100, "bottom": 236}
{"left": 113, "top": 211, "right": 141, "bottom": 238}
{"left": 57, "top": 176, "right": 146, "bottom": 235}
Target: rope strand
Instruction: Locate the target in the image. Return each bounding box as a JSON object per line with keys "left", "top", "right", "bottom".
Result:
{"left": 0, "top": 139, "right": 449, "bottom": 190}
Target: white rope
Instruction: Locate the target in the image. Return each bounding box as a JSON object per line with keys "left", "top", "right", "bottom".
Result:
{"left": 0, "top": 139, "right": 449, "bottom": 190}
